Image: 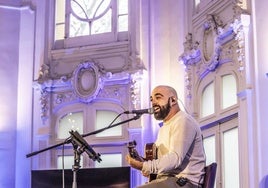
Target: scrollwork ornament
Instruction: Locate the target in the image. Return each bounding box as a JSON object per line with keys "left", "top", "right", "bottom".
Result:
{"left": 55, "top": 94, "right": 65, "bottom": 104}
{"left": 130, "top": 71, "right": 143, "bottom": 109}
{"left": 232, "top": 19, "right": 245, "bottom": 73}
{"left": 71, "top": 62, "right": 103, "bottom": 103}
{"left": 202, "top": 15, "right": 223, "bottom": 69}
{"left": 37, "top": 64, "right": 50, "bottom": 83}
{"left": 179, "top": 33, "right": 201, "bottom": 66}
{"left": 40, "top": 90, "right": 49, "bottom": 123}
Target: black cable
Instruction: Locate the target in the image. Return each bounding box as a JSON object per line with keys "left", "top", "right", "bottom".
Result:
{"left": 107, "top": 112, "right": 124, "bottom": 128}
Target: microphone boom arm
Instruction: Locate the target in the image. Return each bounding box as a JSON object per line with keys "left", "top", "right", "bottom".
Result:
{"left": 26, "top": 114, "right": 142, "bottom": 158}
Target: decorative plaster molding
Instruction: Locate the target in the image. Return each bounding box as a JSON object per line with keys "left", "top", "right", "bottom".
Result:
{"left": 179, "top": 15, "right": 245, "bottom": 100}
{"left": 231, "top": 18, "right": 246, "bottom": 73}
{"left": 130, "top": 70, "right": 145, "bottom": 110}
{"left": 37, "top": 64, "right": 50, "bottom": 84}
{"left": 179, "top": 33, "right": 201, "bottom": 66}
{"left": 71, "top": 62, "right": 103, "bottom": 103}
{"left": 34, "top": 61, "right": 144, "bottom": 123}
{"left": 40, "top": 90, "right": 49, "bottom": 123}
{"left": 179, "top": 15, "right": 241, "bottom": 76}
{"left": 0, "top": 3, "right": 36, "bottom": 12}
{"left": 200, "top": 14, "right": 224, "bottom": 76}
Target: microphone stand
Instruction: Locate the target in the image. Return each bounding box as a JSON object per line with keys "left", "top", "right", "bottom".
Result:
{"left": 71, "top": 142, "right": 80, "bottom": 188}
{"left": 26, "top": 114, "right": 142, "bottom": 188}
{"left": 81, "top": 114, "right": 141, "bottom": 137}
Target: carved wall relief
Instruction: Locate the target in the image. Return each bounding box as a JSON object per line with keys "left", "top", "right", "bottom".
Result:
{"left": 179, "top": 13, "right": 245, "bottom": 101}
{"left": 34, "top": 60, "right": 144, "bottom": 123}
{"left": 71, "top": 62, "right": 102, "bottom": 103}
{"left": 201, "top": 15, "right": 223, "bottom": 71}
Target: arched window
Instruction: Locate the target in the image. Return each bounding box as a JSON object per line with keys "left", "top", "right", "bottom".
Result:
{"left": 95, "top": 110, "right": 122, "bottom": 137}
{"left": 198, "top": 71, "right": 239, "bottom": 187}
{"left": 201, "top": 81, "right": 214, "bottom": 118}
{"left": 221, "top": 74, "right": 237, "bottom": 109}
{"left": 54, "top": 0, "right": 128, "bottom": 48}
{"left": 199, "top": 72, "right": 238, "bottom": 120}
{"left": 58, "top": 111, "right": 83, "bottom": 139}
{"left": 54, "top": 102, "right": 127, "bottom": 169}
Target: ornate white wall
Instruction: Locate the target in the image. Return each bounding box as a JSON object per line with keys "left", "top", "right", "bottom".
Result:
{"left": 0, "top": 0, "right": 268, "bottom": 187}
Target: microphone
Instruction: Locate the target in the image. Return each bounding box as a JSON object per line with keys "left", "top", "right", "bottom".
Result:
{"left": 69, "top": 130, "right": 102, "bottom": 163}
{"left": 124, "top": 108, "right": 154, "bottom": 115}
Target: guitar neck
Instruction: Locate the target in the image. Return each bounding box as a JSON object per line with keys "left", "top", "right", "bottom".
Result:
{"left": 127, "top": 140, "right": 157, "bottom": 161}
{"left": 127, "top": 140, "right": 144, "bottom": 162}
{"left": 127, "top": 140, "right": 158, "bottom": 182}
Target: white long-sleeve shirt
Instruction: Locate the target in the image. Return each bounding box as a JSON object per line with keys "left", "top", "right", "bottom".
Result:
{"left": 142, "top": 110, "right": 206, "bottom": 185}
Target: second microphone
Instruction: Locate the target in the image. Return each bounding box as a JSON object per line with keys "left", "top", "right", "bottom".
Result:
{"left": 124, "top": 108, "right": 154, "bottom": 115}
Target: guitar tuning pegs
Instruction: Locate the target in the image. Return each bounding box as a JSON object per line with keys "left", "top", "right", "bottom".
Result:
{"left": 127, "top": 140, "right": 137, "bottom": 148}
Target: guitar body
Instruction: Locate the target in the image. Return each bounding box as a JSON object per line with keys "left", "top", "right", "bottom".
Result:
{"left": 127, "top": 140, "right": 158, "bottom": 182}
{"left": 144, "top": 143, "right": 157, "bottom": 160}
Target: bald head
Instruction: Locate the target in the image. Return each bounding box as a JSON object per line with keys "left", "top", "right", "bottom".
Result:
{"left": 153, "top": 85, "right": 178, "bottom": 99}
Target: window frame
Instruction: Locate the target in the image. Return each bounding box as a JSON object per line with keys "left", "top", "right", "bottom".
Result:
{"left": 202, "top": 114, "right": 239, "bottom": 188}
{"left": 51, "top": 101, "right": 129, "bottom": 169}
{"left": 197, "top": 70, "right": 239, "bottom": 124}
{"left": 195, "top": 63, "right": 240, "bottom": 188}
{"left": 53, "top": 0, "right": 129, "bottom": 49}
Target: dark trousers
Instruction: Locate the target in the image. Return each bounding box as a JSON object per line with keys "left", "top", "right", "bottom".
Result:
{"left": 136, "top": 177, "right": 201, "bottom": 188}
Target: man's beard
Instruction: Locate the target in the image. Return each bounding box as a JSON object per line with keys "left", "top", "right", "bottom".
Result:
{"left": 153, "top": 99, "right": 171, "bottom": 120}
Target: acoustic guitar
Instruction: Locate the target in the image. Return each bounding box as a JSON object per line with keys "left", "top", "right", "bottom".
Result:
{"left": 127, "top": 140, "right": 157, "bottom": 181}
